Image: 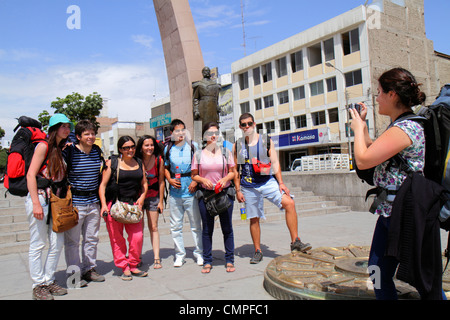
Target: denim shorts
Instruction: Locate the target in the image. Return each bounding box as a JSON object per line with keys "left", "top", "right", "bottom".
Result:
{"left": 241, "top": 177, "right": 287, "bottom": 219}
{"left": 143, "top": 196, "right": 159, "bottom": 212}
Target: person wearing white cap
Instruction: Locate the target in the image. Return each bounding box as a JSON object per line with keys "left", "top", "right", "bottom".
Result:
{"left": 26, "top": 113, "right": 73, "bottom": 300}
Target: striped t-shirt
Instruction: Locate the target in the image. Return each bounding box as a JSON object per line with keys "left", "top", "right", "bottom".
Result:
{"left": 64, "top": 144, "right": 103, "bottom": 205}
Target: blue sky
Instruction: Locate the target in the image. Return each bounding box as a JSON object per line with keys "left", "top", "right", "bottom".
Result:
{"left": 0, "top": 0, "right": 449, "bottom": 141}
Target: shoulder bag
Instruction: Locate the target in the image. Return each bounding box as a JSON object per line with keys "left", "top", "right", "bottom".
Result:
{"left": 50, "top": 185, "right": 79, "bottom": 233}
{"left": 109, "top": 159, "right": 143, "bottom": 224}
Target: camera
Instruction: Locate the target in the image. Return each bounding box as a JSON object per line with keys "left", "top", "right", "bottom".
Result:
{"left": 348, "top": 103, "right": 362, "bottom": 114}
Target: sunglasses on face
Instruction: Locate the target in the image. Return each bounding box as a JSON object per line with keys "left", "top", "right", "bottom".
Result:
{"left": 240, "top": 121, "right": 254, "bottom": 128}
{"left": 205, "top": 131, "right": 220, "bottom": 137}
{"left": 121, "top": 145, "right": 136, "bottom": 151}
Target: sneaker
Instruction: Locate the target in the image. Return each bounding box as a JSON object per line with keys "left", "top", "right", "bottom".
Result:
{"left": 174, "top": 257, "right": 185, "bottom": 267}
{"left": 196, "top": 255, "right": 204, "bottom": 266}
{"left": 32, "top": 285, "right": 54, "bottom": 300}
{"left": 250, "top": 249, "right": 263, "bottom": 264}
{"left": 83, "top": 268, "right": 105, "bottom": 282}
{"left": 291, "top": 237, "right": 312, "bottom": 253}
{"left": 48, "top": 281, "right": 68, "bottom": 296}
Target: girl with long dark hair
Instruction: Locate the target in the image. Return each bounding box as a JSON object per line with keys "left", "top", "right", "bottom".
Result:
{"left": 26, "top": 114, "right": 73, "bottom": 300}
{"left": 99, "top": 136, "right": 148, "bottom": 280}
{"left": 136, "top": 135, "right": 165, "bottom": 269}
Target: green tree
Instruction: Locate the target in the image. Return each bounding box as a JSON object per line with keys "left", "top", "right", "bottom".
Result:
{"left": 0, "top": 126, "right": 5, "bottom": 139}
{"left": 38, "top": 92, "right": 103, "bottom": 130}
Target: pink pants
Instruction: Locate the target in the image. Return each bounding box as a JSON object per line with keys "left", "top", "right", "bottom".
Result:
{"left": 104, "top": 207, "right": 143, "bottom": 272}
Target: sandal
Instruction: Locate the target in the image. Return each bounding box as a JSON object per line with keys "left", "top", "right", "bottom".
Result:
{"left": 131, "top": 269, "right": 148, "bottom": 277}
{"left": 226, "top": 263, "right": 235, "bottom": 273}
{"left": 201, "top": 264, "right": 212, "bottom": 274}
{"left": 154, "top": 259, "right": 162, "bottom": 269}
{"left": 121, "top": 271, "right": 133, "bottom": 281}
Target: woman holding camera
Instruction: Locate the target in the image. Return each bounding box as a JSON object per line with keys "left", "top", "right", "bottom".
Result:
{"left": 191, "top": 122, "right": 236, "bottom": 273}
{"left": 136, "top": 135, "right": 165, "bottom": 269}
{"left": 350, "top": 68, "right": 427, "bottom": 299}
{"left": 99, "top": 136, "right": 148, "bottom": 280}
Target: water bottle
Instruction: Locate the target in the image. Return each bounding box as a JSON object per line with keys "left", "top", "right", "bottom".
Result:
{"left": 175, "top": 166, "right": 181, "bottom": 181}
{"left": 240, "top": 202, "right": 246, "bottom": 220}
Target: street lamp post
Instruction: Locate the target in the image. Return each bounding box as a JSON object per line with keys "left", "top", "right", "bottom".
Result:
{"left": 326, "top": 62, "right": 352, "bottom": 169}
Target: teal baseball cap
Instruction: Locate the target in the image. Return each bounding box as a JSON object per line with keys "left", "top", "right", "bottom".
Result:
{"left": 48, "top": 113, "right": 74, "bottom": 131}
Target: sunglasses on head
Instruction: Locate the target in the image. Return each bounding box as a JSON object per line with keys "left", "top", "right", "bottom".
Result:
{"left": 121, "top": 145, "right": 136, "bottom": 151}
{"left": 240, "top": 121, "right": 254, "bottom": 128}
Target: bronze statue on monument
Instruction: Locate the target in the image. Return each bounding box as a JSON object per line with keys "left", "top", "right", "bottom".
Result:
{"left": 192, "top": 66, "right": 221, "bottom": 124}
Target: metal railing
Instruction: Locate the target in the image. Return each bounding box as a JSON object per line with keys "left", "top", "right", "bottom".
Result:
{"left": 292, "top": 154, "right": 350, "bottom": 172}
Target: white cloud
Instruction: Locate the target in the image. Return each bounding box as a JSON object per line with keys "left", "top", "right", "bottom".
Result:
{"left": 0, "top": 61, "right": 169, "bottom": 140}
{"left": 132, "top": 34, "right": 154, "bottom": 49}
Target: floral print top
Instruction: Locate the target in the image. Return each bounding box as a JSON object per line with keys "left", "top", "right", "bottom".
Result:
{"left": 373, "top": 120, "right": 425, "bottom": 217}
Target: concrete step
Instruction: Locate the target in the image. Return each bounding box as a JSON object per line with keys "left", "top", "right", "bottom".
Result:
{"left": 0, "top": 183, "right": 351, "bottom": 255}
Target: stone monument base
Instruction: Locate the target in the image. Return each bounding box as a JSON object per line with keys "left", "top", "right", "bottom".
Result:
{"left": 263, "top": 245, "right": 450, "bottom": 300}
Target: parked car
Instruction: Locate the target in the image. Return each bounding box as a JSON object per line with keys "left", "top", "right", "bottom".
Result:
{"left": 290, "top": 158, "right": 302, "bottom": 172}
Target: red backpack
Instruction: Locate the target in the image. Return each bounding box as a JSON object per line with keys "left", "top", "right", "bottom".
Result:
{"left": 4, "top": 116, "right": 51, "bottom": 197}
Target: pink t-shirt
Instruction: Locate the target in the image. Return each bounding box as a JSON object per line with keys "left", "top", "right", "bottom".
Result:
{"left": 192, "top": 149, "right": 235, "bottom": 190}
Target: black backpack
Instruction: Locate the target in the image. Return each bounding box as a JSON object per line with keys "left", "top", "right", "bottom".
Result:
{"left": 3, "top": 116, "right": 51, "bottom": 197}
{"left": 355, "top": 84, "right": 450, "bottom": 268}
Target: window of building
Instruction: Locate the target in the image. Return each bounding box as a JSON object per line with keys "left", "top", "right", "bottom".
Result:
{"left": 342, "top": 28, "right": 360, "bottom": 55}
{"left": 263, "top": 95, "right": 274, "bottom": 108}
{"left": 326, "top": 77, "right": 337, "bottom": 92}
{"left": 308, "top": 42, "right": 322, "bottom": 67}
{"left": 265, "top": 121, "right": 275, "bottom": 132}
{"left": 261, "top": 62, "right": 272, "bottom": 83}
{"left": 278, "top": 90, "right": 289, "bottom": 105}
{"left": 255, "top": 98, "right": 262, "bottom": 111}
{"left": 293, "top": 86, "right": 305, "bottom": 100}
{"left": 328, "top": 108, "right": 339, "bottom": 123}
{"left": 239, "top": 71, "right": 248, "bottom": 90}
{"left": 295, "top": 115, "right": 307, "bottom": 129}
{"left": 256, "top": 123, "right": 263, "bottom": 133}
{"left": 324, "top": 38, "right": 335, "bottom": 61}
{"left": 312, "top": 111, "right": 326, "bottom": 126}
{"left": 279, "top": 118, "right": 291, "bottom": 132}
{"left": 253, "top": 67, "right": 261, "bottom": 86}
{"left": 310, "top": 80, "right": 324, "bottom": 96}
{"left": 345, "top": 69, "right": 362, "bottom": 87}
{"left": 276, "top": 56, "right": 287, "bottom": 78}
{"left": 290, "top": 50, "right": 303, "bottom": 73}
{"left": 240, "top": 102, "right": 250, "bottom": 114}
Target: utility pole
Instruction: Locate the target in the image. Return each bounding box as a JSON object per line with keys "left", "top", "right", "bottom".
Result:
{"left": 326, "top": 62, "right": 352, "bottom": 169}
{"left": 241, "top": 0, "right": 246, "bottom": 56}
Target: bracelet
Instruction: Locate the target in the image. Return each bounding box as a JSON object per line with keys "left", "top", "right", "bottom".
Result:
{"left": 235, "top": 189, "right": 241, "bottom": 192}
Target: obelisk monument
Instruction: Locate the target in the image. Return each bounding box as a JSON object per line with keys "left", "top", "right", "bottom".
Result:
{"left": 153, "top": 0, "right": 205, "bottom": 137}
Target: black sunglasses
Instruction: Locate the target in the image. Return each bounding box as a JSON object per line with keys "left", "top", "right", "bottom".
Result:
{"left": 240, "top": 121, "right": 254, "bottom": 127}
{"left": 121, "top": 145, "right": 136, "bottom": 151}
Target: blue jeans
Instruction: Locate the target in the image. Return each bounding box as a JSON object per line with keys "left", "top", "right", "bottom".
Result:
{"left": 368, "top": 216, "right": 399, "bottom": 300}
{"left": 169, "top": 195, "right": 203, "bottom": 260}
{"left": 198, "top": 196, "right": 235, "bottom": 266}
